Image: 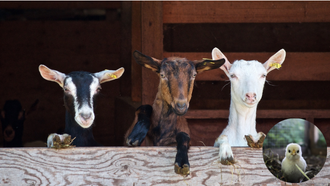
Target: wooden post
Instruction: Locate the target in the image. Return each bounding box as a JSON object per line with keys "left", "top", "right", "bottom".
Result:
{"left": 141, "top": 2, "right": 163, "bottom": 105}
{"left": 131, "top": 1, "right": 142, "bottom": 102}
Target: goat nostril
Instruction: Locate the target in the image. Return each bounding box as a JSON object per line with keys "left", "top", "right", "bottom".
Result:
{"left": 5, "top": 130, "right": 13, "bottom": 136}
{"left": 176, "top": 102, "right": 186, "bottom": 108}
{"left": 246, "top": 93, "right": 256, "bottom": 98}
{"left": 80, "top": 113, "right": 92, "bottom": 120}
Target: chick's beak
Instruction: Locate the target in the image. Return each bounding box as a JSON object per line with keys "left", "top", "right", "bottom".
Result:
{"left": 291, "top": 149, "right": 296, "bottom": 155}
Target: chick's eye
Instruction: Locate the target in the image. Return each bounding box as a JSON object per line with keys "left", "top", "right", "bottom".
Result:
{"left": 288, "top": 150, "right": 291, "bottom": 153}
{"left": 297, "top": 150, "right": 299, "bottom": 153}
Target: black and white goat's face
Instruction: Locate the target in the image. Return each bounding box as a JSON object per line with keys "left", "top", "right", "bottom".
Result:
{"left": 39, "top": 65, "right": 124, "bottom": 129}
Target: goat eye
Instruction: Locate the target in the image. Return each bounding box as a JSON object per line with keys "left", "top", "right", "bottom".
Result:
{"left": 96, "top": 87, "right": 101, "bottom": 93}
{"left": 261, "top": 74, "right": 266, "bottom": 78}
{"left": 64, "top": 87, "right": 70, "bottom": 93}
{"left": 230, "top": 74, "right": 236, "bottom": 78}
{"left": 160, "top": 73, "right": 166, "bottom": 79}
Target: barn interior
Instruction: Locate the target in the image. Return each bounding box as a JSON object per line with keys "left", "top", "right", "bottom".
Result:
{"left": 0, "top": 1, "right": 329, "bottom": 148}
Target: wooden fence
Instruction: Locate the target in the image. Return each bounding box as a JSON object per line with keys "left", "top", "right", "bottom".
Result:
{"left": 0, "top": 147, "right": 329, "bottom": 185}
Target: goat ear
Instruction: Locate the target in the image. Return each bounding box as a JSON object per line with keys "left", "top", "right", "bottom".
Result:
{"left": 194, "top": 58, "right": 225, "bottom": 73}
{"left": 94, "top": 67, "right": 125, "bottom": 84}
{"left": 212, "top": 47, "right": 232, "bottom": 77}
{"left": 133, "top": 50, "right": 161, "bottom": 73}
{"left": 39, "top": 65, "right": 66, "bottom": 87}
{"left": 263, "top": 49, "right": 286, "bottom": 73}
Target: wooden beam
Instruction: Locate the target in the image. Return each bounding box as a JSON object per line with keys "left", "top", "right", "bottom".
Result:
{"left": 131, "top": 1, "right": 142, "bottom": 102}
{"left": 0, "top": 147, "right": 329, "bottom": 185}
{"left": 141, "top": 2, "right": 163, "bottom": 105}
{"left": 163, "top": 2, "right": 330, "bottom": 23}
{"left": 0, "top": 2, "right": 121, "bottom": 9}
{"left": 164, "top": 52, "right": 330, "bottom": 81}
{"left": 185, "top": 109, "right": 330, "bottom": 119}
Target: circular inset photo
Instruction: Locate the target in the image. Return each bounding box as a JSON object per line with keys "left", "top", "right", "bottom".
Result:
{"left": 262, "top": 118, "right": 327, "bottom": 183}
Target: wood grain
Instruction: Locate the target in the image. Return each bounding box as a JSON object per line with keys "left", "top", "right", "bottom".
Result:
{"left": 164, "top": 52, "right": 330, "bottom": 81}
{"left": 141, "top": 2, "right": 163, "bottom": 105}
{"left": 0, "top": 147, "right": 329, "bottom": 185}
{"left": 163, "top": 2, "right": 330, "bottom": 23}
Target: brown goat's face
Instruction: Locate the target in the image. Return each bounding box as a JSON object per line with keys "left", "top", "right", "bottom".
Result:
{"left": 159, "top": 58, "right": 196, "bottom": 115}
{"left": 133, "top": 50, "right": 226, "bottom": 116}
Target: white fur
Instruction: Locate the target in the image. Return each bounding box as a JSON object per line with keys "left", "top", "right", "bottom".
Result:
{"left": 281, "top": 143, "right": 307, "bottom": 183}
{"left": 213, "top": 48, "right": 286, "bottom": 160}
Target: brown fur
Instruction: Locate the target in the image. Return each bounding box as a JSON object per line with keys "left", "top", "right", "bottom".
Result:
{"left": 125, "top": 51, "right": 225, "bottom": 175}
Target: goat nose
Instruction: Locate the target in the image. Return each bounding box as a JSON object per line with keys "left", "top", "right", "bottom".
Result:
{"left": 5, "top": 129, "right": 13, "bottom": 136}
{"left": 80, "top": 113, "right": 92, "bottom": 121}
{"left": 176, "top": 102, "right": 186, "bottom": 108}
{"left": 246, "top": 93, "right": 256, "bottom": 101}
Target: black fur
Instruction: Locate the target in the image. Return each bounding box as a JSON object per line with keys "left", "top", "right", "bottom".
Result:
{"left": 127, "top": 105, "right": 152, "bottom": 146}
{"left": 63, "top": 71, "right": 100, "bottom": 147}
{"left": 0, "top": 100, "right": 25, "bottom": 147}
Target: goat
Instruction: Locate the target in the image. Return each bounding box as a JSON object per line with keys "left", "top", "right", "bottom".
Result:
{"left": 125, "top": 50, "right": 225, "bottom": 175}
{"left": 0, "top": 99, "right": 39, "bottom": 147}
{"left": 39, "top": 65, "right": 124, "bottom": 147}
{"left": 212, "top": 47, "right": 286, "bottom": 164}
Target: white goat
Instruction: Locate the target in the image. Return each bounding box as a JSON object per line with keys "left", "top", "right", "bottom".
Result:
{"left": 212, "top": 47, "right": 286, "bottom": 164}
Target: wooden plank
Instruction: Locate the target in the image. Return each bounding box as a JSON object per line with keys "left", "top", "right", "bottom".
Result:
{"left": 185, "top": 109, "right": 330, "bottom": 119}
{"left": 141, "top": 2, "right": 163, "bottom": 105}
{"left": 131, "top": 1, "right": 142, "bottom": 102}
{"left": 163, "top": 2, "right": 330, "bottom": 23}
{"left": 164, "top": 52, "right": 330, "bottom": 81}
{"left": 0, "top": 2, "right": 121, "bottom": 9}
{"left": 0, "top": 147, "right": 329, "bottom": 185}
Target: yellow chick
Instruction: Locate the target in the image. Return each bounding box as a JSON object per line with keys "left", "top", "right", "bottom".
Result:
{"left": 281, "top": 143, "right": 307, "bottom": 183}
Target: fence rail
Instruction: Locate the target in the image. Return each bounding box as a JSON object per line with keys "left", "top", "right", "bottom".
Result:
{"left": 0, "top": 147, "right": 329, "bottom": 185}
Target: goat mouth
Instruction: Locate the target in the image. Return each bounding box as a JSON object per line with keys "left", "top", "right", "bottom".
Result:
{"left": 243, "top": 101, "right": 257, "bottom": 107}
{"left": 75, "top": 117, "right": 94, "bottom": 128}
{"left": 173, "top": 107, "right": 188, "bottom": 116}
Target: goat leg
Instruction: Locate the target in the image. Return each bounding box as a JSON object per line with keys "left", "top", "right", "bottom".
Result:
{"left": 215, "top": 135, "right": 236, "bottom": 165}
{"left": 126, "top": 105, "right": 152, "bottom": 146}
{"left": 174, "top": 132, "right": 190, "bottom": 176}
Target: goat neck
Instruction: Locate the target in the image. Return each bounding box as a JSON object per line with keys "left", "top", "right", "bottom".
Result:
{"left": 226, "top": 97, "right": 258, "bottom": 146}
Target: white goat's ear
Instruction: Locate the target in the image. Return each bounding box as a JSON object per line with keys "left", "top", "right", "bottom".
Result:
{"left": 39, "top": 64, "right": 66, "bottom": 87}
{"left": 212, "top": 47, "right": 232, "bottom": 77}
{"left": 263, "top": 49, "right": 286, "bottom": 73}
{"left": 94, "top": 67, "right": 125, "bottom": 84}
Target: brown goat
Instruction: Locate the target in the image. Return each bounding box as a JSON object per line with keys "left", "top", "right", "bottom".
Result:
{"left": 125, "top": 50, "right": 225, "bottom": 175}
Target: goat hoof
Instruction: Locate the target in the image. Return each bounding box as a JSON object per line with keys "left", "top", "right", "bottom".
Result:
{"left": 126, "top": 138, "right": 140, "bottom": 147}
{"left": 245, "top": 132, "right": 266, "bottom": 148}
{"left": 219, "top": 156, "right": 236, "bottom": 165}
{"left": 174, "top": 163, "right": 190, "bottom": 176}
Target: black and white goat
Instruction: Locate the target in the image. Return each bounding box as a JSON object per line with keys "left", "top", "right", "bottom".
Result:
{"left": 39, "top": 65, "right": 124, "bottom": 147}
{"left": 0, "top": 99, "right": 39, "bottom": 147}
